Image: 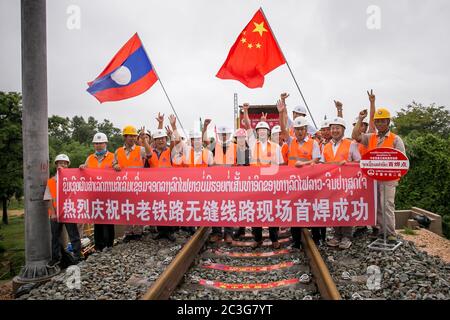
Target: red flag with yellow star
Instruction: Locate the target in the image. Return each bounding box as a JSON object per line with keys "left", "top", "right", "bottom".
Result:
{"left": 216, "top": 8, "right": 286, "bottom": 88}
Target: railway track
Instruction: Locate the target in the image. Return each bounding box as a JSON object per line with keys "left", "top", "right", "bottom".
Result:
{"left": 142, "top": 227, "right": 341, "bottom": 300}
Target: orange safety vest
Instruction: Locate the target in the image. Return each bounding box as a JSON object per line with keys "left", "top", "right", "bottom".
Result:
{"left": 149, "top": 148, "right": 172, "bottom": 168}
{"left": 288, "top": 138, "right": 314, "bottom": 166}
{"left": 214, "top": 143, "right": 236, "bottom": 166}
{"left": 115, "top": 146, "right": 145, "bottom": 168}
{"left": 357, "top": 142, "right": 368, "bottom": 157}
{"left": 186, "top": 148, "right": 210, "bottom": 167}
{"left": 250, "top": 141, "right": 275, "bottom": 167}
{"left": 47, "top": 176, "right": 57, "bottom": 215}
{"left": 368, "top": 132, "right": 396, "bottom": 151}
{"left": 322, "top": 139, "right": 352, "bottom": 162}
{"left": 170, "top": 147, "right": 186, "bottom": 168}
{"left": 85, "top": 152, "right": 114, "bottom": 169}
{"left": 281, "top": 143, "right": 289, "bottom": 164}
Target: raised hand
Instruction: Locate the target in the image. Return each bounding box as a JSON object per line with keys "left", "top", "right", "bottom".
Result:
{"left": 169, "top": 114, "right": 177, "bottom": 128}
{"left": 276, "top": 99, "right": 286, "bottom": 113}
{"left": 155, "top": 112, "right": 164, "bottom": 124}
{"left": 280, "top": 92, "right": 290, "bottom": 102}
{"left": 261, "top": 112, "right": 268, "bottom": 122}
{"left": 334, "top": 100, "right": 343, "bottom": 109}
{"left": 367, "top": 89, "right": 375, "bottom": 104}
{"left": 243, "top": 103, "right": 250, "bottom": 112}
{"left": 203, "top": 118, "right": 212, "bottom": 129}
{"left": 359, "top": 109, "right": 368, "bottom": 120}
{"left": 165, "top": 125, "right": 173, "bottom": 137}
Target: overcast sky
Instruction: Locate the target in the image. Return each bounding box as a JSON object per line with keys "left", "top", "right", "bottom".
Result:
{"left": 1, "top": 0, "right": 449, "bottom": 136}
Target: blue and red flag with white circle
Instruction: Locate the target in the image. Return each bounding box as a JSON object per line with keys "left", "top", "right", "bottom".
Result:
{"left": 87, "top": 33, "right": 158, "bottom": 103}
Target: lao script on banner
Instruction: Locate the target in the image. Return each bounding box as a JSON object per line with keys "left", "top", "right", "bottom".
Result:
{"left": 57, "top": 163, "right": 376, "bottom": 227}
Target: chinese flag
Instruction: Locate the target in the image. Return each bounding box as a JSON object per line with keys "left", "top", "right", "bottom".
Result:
{"left": 216, "top": 9, "right": 286, "bottom": 88}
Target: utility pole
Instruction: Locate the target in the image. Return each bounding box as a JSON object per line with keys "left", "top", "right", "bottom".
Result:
{"left": 14, "top": 0, "right": 59, "bottom": 292}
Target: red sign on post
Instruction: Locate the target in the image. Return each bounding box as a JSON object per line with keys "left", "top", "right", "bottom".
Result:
{"left": 360, "top": 147, "right": 409, "bottom": 181}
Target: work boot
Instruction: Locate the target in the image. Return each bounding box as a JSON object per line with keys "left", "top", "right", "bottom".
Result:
{"left": 327, "top": 237, "right": 340, "bottom": 247}
{"left": 224, "top": 234, "right": 233, "bottom": 244}
{"left": 209, "top": 234, "right": 221, "bottom": 243}
{"left": 167, "top": 233, "right": 176, "bottom": 242}
{"left": 251, "top": 240, "right": 263, "bottom": 249}
{"left": 123, "top": 235, "right": 134, "bottom": 243}
{"left": 338, "top": 237, "right": 352, "bottom": 249}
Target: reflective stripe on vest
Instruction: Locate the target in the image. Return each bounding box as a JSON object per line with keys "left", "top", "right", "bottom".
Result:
{"left": 288, "top": 138, "right": 314, "bottom": 166}
{"left": 323, "top": 139, "right": 352, "bottom": 162}
{"left": 149, "top": 148, "right": 172, "bottom": 168}
{"left": 368, "top": 132, "right": 396, "bottom": 151}
{"left": 86, "top": 152, "right": 114, "bottom": 169}
{"left": 116, "top": 146, "right": 144, "bottom": 168}
{"left": 250, "top": 141, "right": 274, "bottom": 167}
{"left": 214, "top": 143, "right": 236, "bottom": 166}
{"left": 187, "top": 148, "right": 209, "bottom": 167}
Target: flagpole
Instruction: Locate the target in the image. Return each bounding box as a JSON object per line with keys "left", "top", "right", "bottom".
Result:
{"left": 259, "top": 7, "right": 318, "bottom": 129}
{"left": 145, "top": 55, "right": 186, "bottom": 133}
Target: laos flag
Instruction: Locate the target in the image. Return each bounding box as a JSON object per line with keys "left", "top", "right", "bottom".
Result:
{"left": 87, "top": 33, "right": 158, "bottom": 103}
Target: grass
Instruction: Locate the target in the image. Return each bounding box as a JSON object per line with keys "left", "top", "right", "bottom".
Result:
{"left": 0, "top": 215, "right": 25, "bottom": 280}
{"left": 401, "top": 227, "right": 417, "bottom": 236}
{"left": 7, "top": 197, "right": 24, "bottom": 210}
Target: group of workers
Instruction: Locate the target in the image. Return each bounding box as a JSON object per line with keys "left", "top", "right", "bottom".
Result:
{"left": 44, "top": 90, "right": 405, "bottom": 267}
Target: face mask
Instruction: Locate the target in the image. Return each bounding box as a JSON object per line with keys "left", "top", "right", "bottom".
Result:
{"left": 95, "top": 149, "right": 107, "bottom": 157}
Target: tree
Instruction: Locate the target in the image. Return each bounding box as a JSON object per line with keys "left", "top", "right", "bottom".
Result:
{"left": 392, "top": 102, "right": 450, "bottom": 138}
{"left": 393, "top": 102, "right": 450, "bottom": 239}
{"left": 71, "top": 116, "right": 97, "bottom": 145}
{"left": 0, "top": 92, "right": 23, "bottom": 224}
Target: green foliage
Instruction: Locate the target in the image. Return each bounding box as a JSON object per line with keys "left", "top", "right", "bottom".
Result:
{"left": 0, "top": 92, "right": 24, "bottom": 223}
{"left": 393, "top": 103, "right": 450, "bottom": 239}
{"left": 393, "top": 102, "right": 450, "bottom": 138}
{"left": 48, "top": 115, "right": 123, "bottom": 175}
{"left": 401, "top": 227, "right": 417, "bottom": 236}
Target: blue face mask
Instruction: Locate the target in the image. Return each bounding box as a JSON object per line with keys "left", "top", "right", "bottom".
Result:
{"left": 95, "top": 149, "right": 107, "bottom": 157}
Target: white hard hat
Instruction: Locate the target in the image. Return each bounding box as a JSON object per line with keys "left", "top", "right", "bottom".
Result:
{"left": 271, "top": 125, "right": 282, "bottom": 134}
{"left": 352, "top": 116, "right": 368, "bottom": 125}
{"left": 293, "top": 117, "right": 309, "bottom": 128}
{"left": 293, "top": 105, "right": 307, "bottom": 115}
{"left": 55, "top": 154, "right": 70, "bottom": 164}
{"left": 320, "top": 120, "right": 330, "bottom": 129}
{"left": 255, "top": 121, "right": 270, "bottom": 131}
{"left": 152, "top": 129, "right": 167, "bottom": 139}
{"left": 189, "top": 130, "right": 202, "bottom": 139}
{"left": 92, "top": 132, "right": 108, "bottom": 143}
{"left": 216, "top": 126, "right": 232, "bottom": 134}
{"left": 329, "top": 117, "right": 346, "bottom": 129}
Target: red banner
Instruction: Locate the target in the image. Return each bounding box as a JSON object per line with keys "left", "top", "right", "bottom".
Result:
{"left": 57, "top": 164, "right": 376, "bottom": 227}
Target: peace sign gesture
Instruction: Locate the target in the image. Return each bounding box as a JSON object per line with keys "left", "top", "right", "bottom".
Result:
{"left": 260, "top": 112, "right": 268, "bottom": 122}
{"left": 367, "top": 89, "right": 375, "bottom": 103}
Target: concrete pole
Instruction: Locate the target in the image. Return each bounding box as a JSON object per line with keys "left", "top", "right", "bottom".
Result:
{"left": 14, "top": 0, "right": 58, "bottom": 286}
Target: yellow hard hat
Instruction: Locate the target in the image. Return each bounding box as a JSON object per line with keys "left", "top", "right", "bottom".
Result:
{"left": 122, "top": 125, "right": 138, "bottom": 136}
{"left": 373, "top": 107, "right": 391, "bottom": 120}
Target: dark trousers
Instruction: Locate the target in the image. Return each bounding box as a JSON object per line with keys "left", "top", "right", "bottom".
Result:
{"left": 211, "top": 227, "right": 233, "bottom": 236}
{"left": 51, "top": 220, "right": 81, "bottom": 260}
{"left": 157, "top": 226, "right": 175, "bottom": 235}
{"left": 94, "top": 224, "right": 115, "bottom": 251}
{"left": 311, "top": 227, "right": 327, "bottom": 242}
{"left": 291, "top": 227, "right": 302, "bottom": 247}
{"left": 253, "top": 227, "right": 279, "bottom": 243}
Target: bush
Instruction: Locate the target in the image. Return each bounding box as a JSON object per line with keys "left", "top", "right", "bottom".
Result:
{"left": 395, "top": 133, "right": 450, "bottom": 238}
